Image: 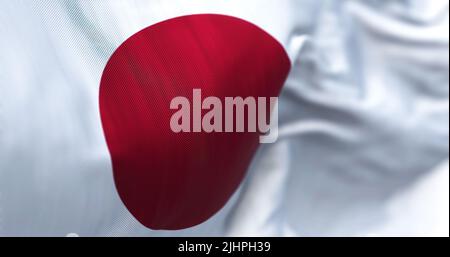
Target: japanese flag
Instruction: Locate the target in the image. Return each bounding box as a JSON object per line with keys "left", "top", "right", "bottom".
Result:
{"left": 0, "top": 0, "right": 448, "bottom": 236}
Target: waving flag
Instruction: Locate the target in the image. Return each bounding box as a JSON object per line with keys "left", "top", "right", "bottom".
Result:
{"left": 0, "top": 0, "right": 448, "bottom": 236}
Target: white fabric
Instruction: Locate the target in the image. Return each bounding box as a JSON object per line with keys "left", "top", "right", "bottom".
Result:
{"left": 0, "top": 0, "right": 448, "bottom": 236}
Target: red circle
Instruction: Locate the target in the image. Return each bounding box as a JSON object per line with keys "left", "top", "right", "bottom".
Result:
{"left": 99, "top": 14, "right": 290, "bottom": 230}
